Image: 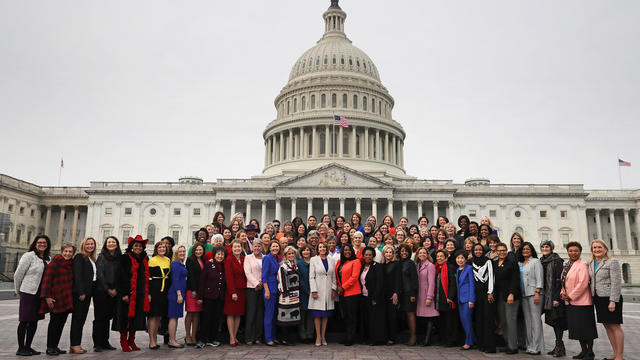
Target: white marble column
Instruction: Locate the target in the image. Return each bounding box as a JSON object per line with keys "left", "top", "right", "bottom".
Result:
{"left": 112, "top": 202, "right": 121, "bottom": 244}
{"left": 417, "top": 201, "right": 423, "bottom": 218}
{"left": 392, "top": 136, "right": 397, "bottom": 164}
{"left": 351, "top": 126, "right": 356, "bottom": 157}
{"left": 364, "top": 127, "right": 369, "bottom": 159}
{"left": 371, "top": 199, "right": 377, "bottom": 220}
{"left": 402, "top": 201, "right": 407, "bottom": 218}
{"left": 384, "top": 132, "right": 389, "bottom": 162}
{"left": 447, "top": 201, "right": 454, "bottom": 220}
{"left": 323, "top": 198, "right": 329, "bottom": 215}
{"left": 375, "top": 130, "right": 380, "bottom": 160}
{"left": 287, "top": 129, "right": 293, "bottom": 160}
{"left": 594, "top": 209, "right": 603, "bottom": 240}
{"left": 312, "top": 126, "right": 318, "bottom": 157}
{"left": 433, "top": 201, "right": 439, "bottom": 221}
{"left": 264, "top": 140, "right": 269, "bottom": 166}
{"left": 71, "top": 206, "right": 79, "bottom": 245}
{"left": 275, "top": 198, "right": 282, "bottom": 221}
{"left": 307, "top": 198, "right": 313, "bottom": 219}
{"left": 230, "top": 199, "right": 236, "bottom": 216}
{"left": 300, "top": 127, "right": 305, "bottom": 159}
{"left": 339, "top": 198, "right": 345, "bottom": 216}
{"left": 387, "top": 198, "right": 393, "bottom": 218}
{"left": 57, "top": 206, "right": 66, "bottom": 249}
{"left": 609, "top": 209, "right": 618, "bottom": 251}
{"left": 623, "top": 209, "right": 633, "bottom": 251}
{"left": 355, "top": 198, "right": 361, "bottom": 215}
{"left": 246, "top": 200, "right": 252, "bottom": 222}
{"left": 44, "top": 206, "right": 52, "bottom": 235}
{"left": 338, "top": 126, "right": 343, "bottom": 157}
{"left": 325, "top": 125, "right": 330, "bottom": 157}
{"left": 291, "top": 198, "right": 297, "bottom": 218}
{"left": 261, "top": 201, "right": 267, "bottom": 228}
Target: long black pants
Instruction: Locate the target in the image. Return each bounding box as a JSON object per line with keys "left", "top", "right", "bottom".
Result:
{"left": 70, "top": 290, "right": 93, "bottom": 346}
{"left": 201, "top": 298, "right": 224, "bottom": 343}
{"left": 341, "top": 294, "right": 360, "bottom": 343}
{"left": 92, "top": 290, "right": 116, "bottom": 348}
{"left": 48, "top": 312, "right": 70, "bottom": 349}
{"left": 438, "top": 309, "right": 459, "bottom": 346}
{"left": 474, "top": 287, "right": 497, "bottom": 352}
{"left": 360, "top": 295, "right": 386, "bottom": 343}
{"left": 245, "top": 288, "right": 264, "bottom": 342}
{"left": 384, "top": 298, "right": 398, "bottom": 342}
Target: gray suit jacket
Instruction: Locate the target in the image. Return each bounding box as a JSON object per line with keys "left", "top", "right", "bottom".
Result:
{"left": 589, "top": 258, "right": 622, "bottom": 302}
{"left": 519, "top": 258, "right": 544, "bottom": 297}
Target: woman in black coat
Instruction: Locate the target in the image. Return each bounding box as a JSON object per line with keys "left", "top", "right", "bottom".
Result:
{"left": 540, "top": 240, "right": 567, "bottom": 357}
{"left": 493, "top": 242, "right": 522, "bottom": 354}
{"left": 359, "top": 246, "right": 385, "bottom": 345}
{"left": 92, "top": 236, "right": 121, "bottom": 351}
{"left": 381, "top": 245, "right": 401, "bottom": 345}
{"left": 70, "top": 237, "right": 98, "bottom": 354}
{"left": 434, "top": 249, "right": 458, "bottom": 347}
{"left": 398, "top": 244, "right": 419, "bottom": 346}
{"left": 112, "top": 236, "right": 150, "bottom": 352}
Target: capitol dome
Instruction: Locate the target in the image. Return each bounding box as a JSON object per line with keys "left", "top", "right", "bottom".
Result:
{"left": 260, "top": 1, "right": 410, "bottom": 180}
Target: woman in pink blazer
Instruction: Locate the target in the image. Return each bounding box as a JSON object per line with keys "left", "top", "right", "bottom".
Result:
{"left": 414, "top": 247, "right": 438, "bottom": 346}
{"left": 560, "top": 241, "right": 597, "bottom": 360}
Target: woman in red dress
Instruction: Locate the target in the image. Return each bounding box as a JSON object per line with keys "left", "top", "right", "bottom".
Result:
{"left": 224, "top": 240, "right": 247, "bottom": 346}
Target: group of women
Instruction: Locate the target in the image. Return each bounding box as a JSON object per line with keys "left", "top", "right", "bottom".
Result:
{"left": 12, "top": 211, "right": 625, "bottom": 359}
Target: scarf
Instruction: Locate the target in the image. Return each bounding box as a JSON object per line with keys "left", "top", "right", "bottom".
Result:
{"left": 540, "top": 253, "right": 560, "bottom": 310}
{"left": 437, "top": 261, "right": 455, "bottom": 309}
{"left": 280, "top": 260, "right": 298, "bottom": 297}
{"left": 560, "top": 259, "right": 573, "bottom": 301}
{"left": 128, "top": 252, "right": 150, "bottom": 318}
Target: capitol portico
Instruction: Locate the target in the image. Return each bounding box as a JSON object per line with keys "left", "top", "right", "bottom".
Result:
{"left": 1, "top": 1, "right": 639, "bottom": 284}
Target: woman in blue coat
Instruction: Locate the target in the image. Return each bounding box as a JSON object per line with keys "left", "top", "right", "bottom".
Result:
{"left": 262, "top": 240, "right": 281, "bottom": 345}
{"left": 167, "top": 246, "right": 187, "bottom": 348}
{"left": 455, "top": 250, "right": 476, "bottom": 350}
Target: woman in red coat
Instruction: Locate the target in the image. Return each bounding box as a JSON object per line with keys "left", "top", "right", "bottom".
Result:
{"left": 40, "top": 243, "right": 75, "bottom": 356}
{"left": 335, "top": 243, "right": 362, "bottom": 346}
{"left": 224, "top": 240, "right": 247, "bottom": 346}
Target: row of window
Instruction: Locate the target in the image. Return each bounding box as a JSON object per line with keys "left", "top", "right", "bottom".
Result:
{"left": 295, "top": 54, "right": 378, "bottom": 78}
{"left": 283, "top": 93, "right": 387, "bottom": 117}
{"left": 5, "top": 204, "right": 36, "bottom": 217}
{"left": 467, "top": 209, "right": 569, "bottom": 218}
{"left": 104, "top": 226, "right": 190, "bottom": 246}
{"left": 104, "top": 207, "right": 202, "bottom": 216}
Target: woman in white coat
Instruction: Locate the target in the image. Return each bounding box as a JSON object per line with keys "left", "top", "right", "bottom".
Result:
{"left": 308, "top": 242, "right": 337, "bottom": 346}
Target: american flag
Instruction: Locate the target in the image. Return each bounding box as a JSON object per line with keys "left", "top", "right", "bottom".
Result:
{"left": 333, "top": 115, "right": 349, "bottom": 128}
{"left": 618, "top": 158, "right": 631, "bottom": 167}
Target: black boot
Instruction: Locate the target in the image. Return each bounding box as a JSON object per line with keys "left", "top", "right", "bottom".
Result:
{"left": 554, "top": 340, "right": 566, "bottom": 357}
{"left": 548, "top": 341, "right": 558, "bottom": 355}
{"left": 422, "top": 321, "right": 434, "bottom": 346}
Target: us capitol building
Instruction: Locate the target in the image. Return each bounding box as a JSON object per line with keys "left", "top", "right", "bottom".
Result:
{"left": 1, "top": 2, "right": 639, "bottom": 283}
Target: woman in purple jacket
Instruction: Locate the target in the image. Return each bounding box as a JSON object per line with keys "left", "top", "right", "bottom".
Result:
{"left": 196, "top": 247, "right": 226, "bottom": 348}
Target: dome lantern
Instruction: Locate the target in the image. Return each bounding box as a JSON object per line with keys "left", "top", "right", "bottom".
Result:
{"left": 321, "top": 1, "right": 348, "bottom": 41}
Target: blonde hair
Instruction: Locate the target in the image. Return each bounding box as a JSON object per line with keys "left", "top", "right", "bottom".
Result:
{"left": 381, "top": 245, "right": 398, "bottom": 264}
{"left": 78, "top": 237, "right": 97, "bottom": 261}
{"left": 283, "top": 245, "right": 298, "bottom": 257}
{"left": 172, "top": 245, "right": 186, "bottom": 262}
{"left": 444, "top": 223, "right": 457, "bottom": 233}
{"left": 383, "top": 233, "right": 397, "bottom": 245}
{"left": 231, "top": 212, "right": 245, "bottom": 228}
{"left": 590, "top": 239, "right": 611, "bottom": 261}
{"left": 414, "top": 246, "right": 433, "bottom": 265}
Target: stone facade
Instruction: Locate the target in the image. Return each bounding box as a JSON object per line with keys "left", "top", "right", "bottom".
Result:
{"left": 1, "top": 2, "right": 639, "bottom": 284}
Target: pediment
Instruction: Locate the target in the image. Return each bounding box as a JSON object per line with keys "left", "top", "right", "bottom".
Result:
{"left": 276, "top": 163, "right": 392, "bottom": 188}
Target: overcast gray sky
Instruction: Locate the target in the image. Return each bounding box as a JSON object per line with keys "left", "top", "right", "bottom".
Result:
{"left": 1, "top": 0, "right": 638, "bottom": 189}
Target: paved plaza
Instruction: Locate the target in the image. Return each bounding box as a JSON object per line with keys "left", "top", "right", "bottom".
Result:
{"left": 0, "top": 298, "right": 638, "bottom": 359}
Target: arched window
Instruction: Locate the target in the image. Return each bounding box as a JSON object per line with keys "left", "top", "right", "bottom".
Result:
{"left": 342, "top": 94, "right": 347, "bottom": 108}
{"left": 341, "top": 57, "right": 345, "bottom": 65}
{"left": 363, "top": 96, "right": 368, "bottom": 111}
{"left": 316, "top": 57, "right": 320, "bottom": 65}
{"left": 379, "top": 101, "right": 382, "bottom": 115}
{"left": 372, "top": 99, "right": 375, "bottom": 113}
{"left": 311, "top": 95, "right": 316, "bottom": 109}
{"left": 333, "top": 57, "right": 336, "bottom": 64}
{"left": 301, "top": 96, "right": 306, "bottom": 111}
{"left": 321, "top": 94, "right": 326, "bottom": 108}
{"left": 356, "top": 60, "right": 360, "bottom": 67}
{"left": 287, "top": 100, "right": 290, "bottom": 115}
{"left": 331, "top": 93, "right": 337, "bottom": 108}
{"left": 319, "top": 133, "right": 326, "bottom": 155}
{"left": 293, "top": 98, "right": 297, "bottom": 112}
{"left": 307, "top": 133, "right": 313, "bottom": 156}
{"left": 147, "top": 224, "right": 156, "bottom": 244}
{"left": 353, "top": 95, "right": 358, "bottom": 109}
{"left": 349, "top": 58, "right": 353, "bottom": 65}
{"left": 363, "top": 62, "right": 367, "bottom": 69}
{"left": 324, "top": 57, "right": 327, "bottom": 64}
{"left": 308, "top": 59, "right": 312, "bottom": 66}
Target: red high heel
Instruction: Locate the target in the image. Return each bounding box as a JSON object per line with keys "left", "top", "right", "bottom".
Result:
{"left": 127, "top": 331, "right": 140, "bottom": 351}
{"left": 119, "top": 332, "right": 131, "bottom": 352}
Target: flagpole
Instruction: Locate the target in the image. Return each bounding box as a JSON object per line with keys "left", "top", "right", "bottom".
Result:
{"left": 332, "top": 112, "right": 335, "bottom": 163}
{"left": 618, "top": 157, "right": 623, "bottom": 190}
{"left": 58, "top": 157, "right": 62, "bottom": 187}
